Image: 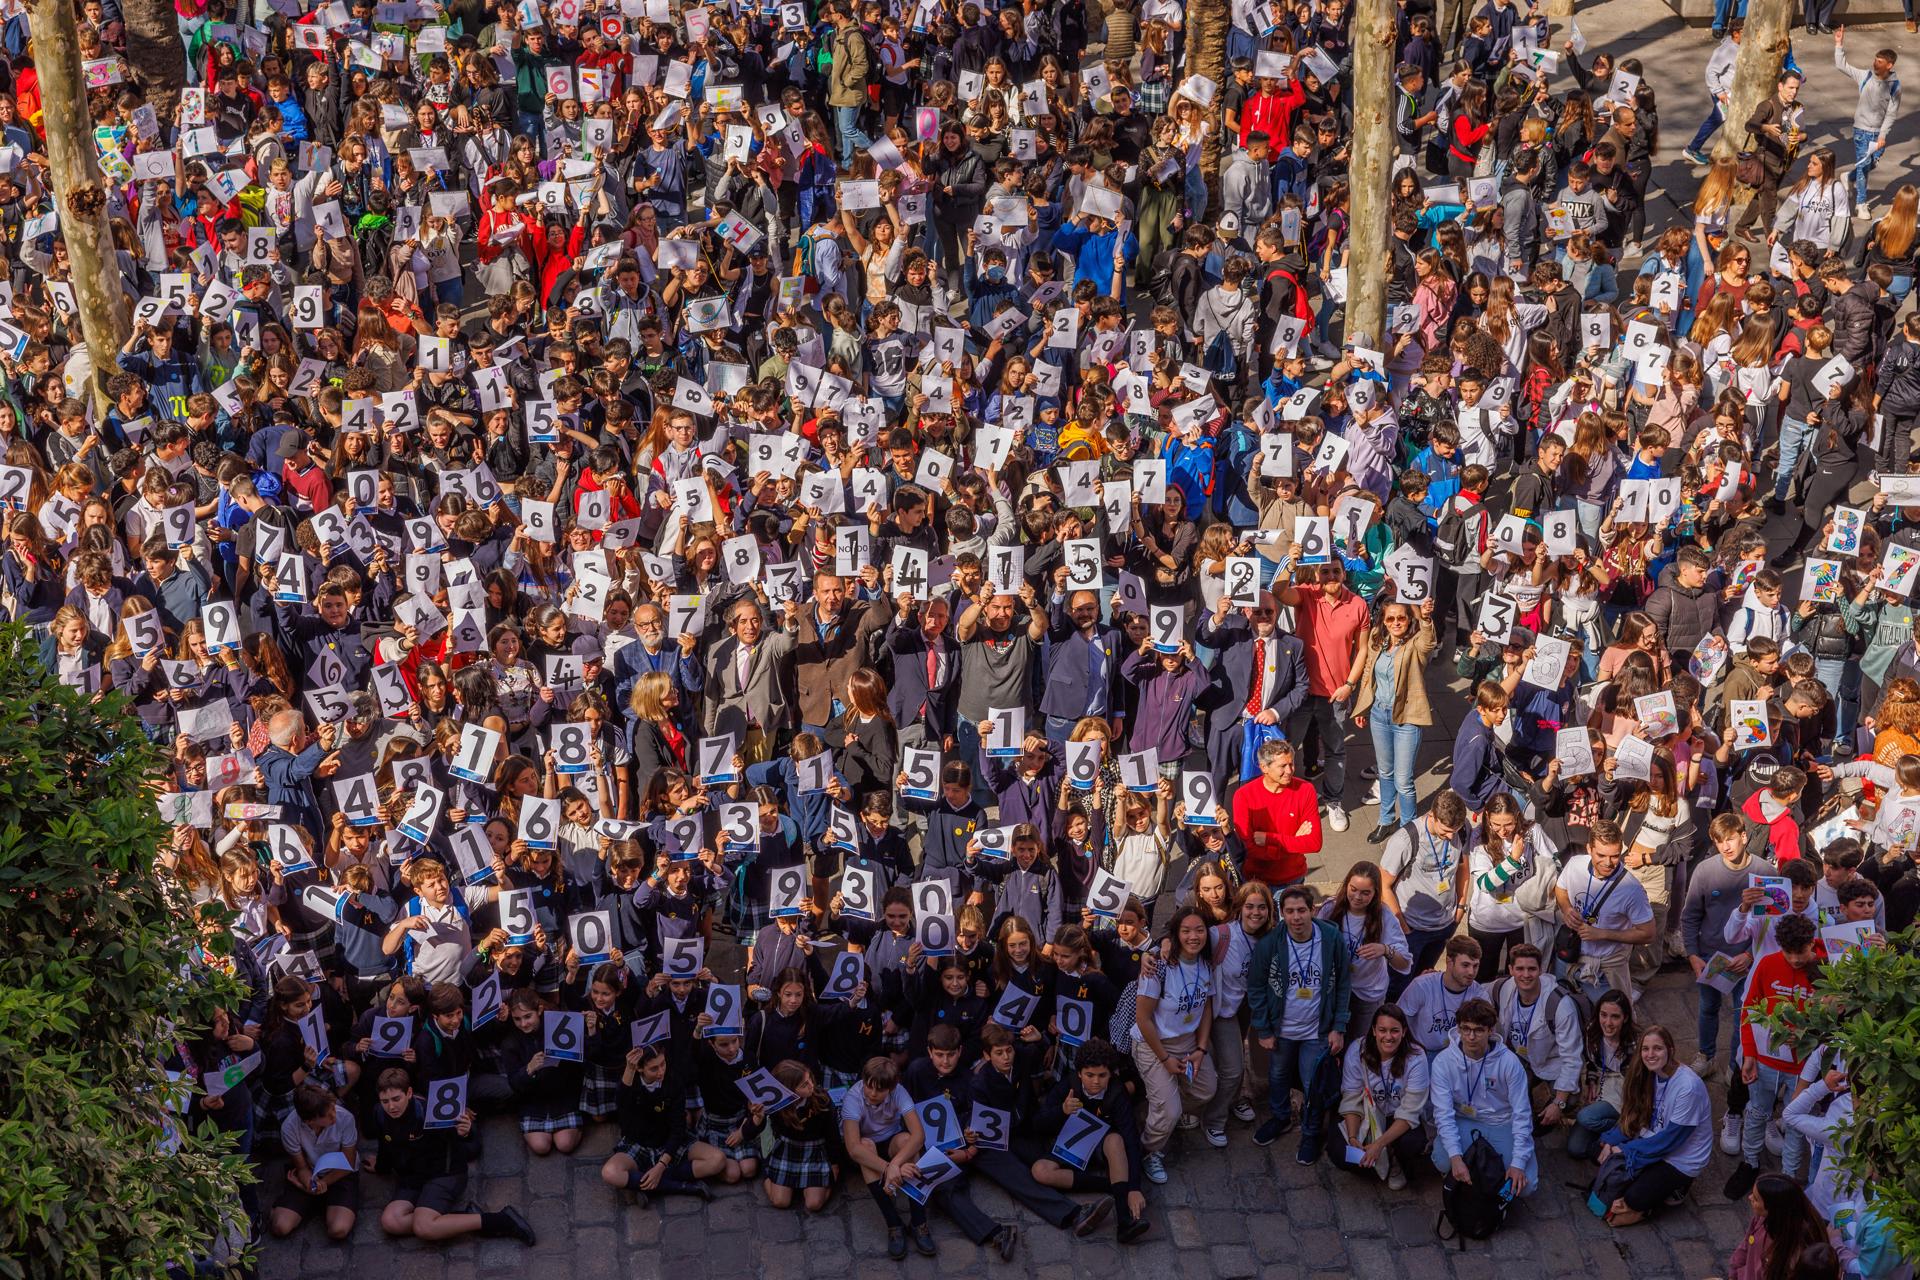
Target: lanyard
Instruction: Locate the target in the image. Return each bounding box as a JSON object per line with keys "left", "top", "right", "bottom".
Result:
{"left": 1583, "top": 864, "right": 1622, "bottom": 921}
{"left": 1463, "top": 1051, "right": 1488, "bottom": 1112}
{"left": 1288, "top": 933, "right": 1317, "bottom": 986}
{"left": 1172, "top": 959, "right": 1205, "bottom": 1008}
{"left": 1651, "top": 1074, "right": 1669, "bottom": 1129}
{"left": 1424, "top": 822, "right": 1454, "bottom": 874}
{"left": 1511, "top": 995, "right": 1537, "bottom": 1047}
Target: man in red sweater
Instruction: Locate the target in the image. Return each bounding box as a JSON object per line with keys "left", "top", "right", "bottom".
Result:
{"left": 1231, "top": 740, "right": 1323, "bottom": 887}
{"left": 1725, "top": 912, "right": 1819, "bottom": 1199}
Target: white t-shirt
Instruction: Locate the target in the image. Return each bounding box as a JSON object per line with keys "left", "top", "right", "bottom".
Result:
{"left": 1275, "top": 927, "right": 1325, "bottom": 1043}
{"left": 839, "top": 1083, "right": 914, "bottom": 1144}
{"left": 1555, "top": 855, "right": 1653, "bottom": 962}
{"left": 1341, "top": 1038, "right": 1431, "bottom": 1126}
{"left": 1212, "top": 922, "right": 1258, "bottom": 1018}
{"left": 1320, "top": 901, "right": 1410, "bottom": 1003}
{"left": 1139, "top": 957, "right": 1212, "bottom": 1038}
{"left": 1649, "top": 1066, "right": 1715, "bottom": 1176}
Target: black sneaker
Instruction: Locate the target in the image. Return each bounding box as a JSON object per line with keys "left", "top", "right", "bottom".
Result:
{"left": 1253, "top": 1115, "right": 1294, "bottom": 1146}
{"left": 1072, "top": 1199, "right": 1113, "bottom": 1237}
{"left": 995, "top": 1224, "right": 1019, "bottom": 1262}
{"left": 1723, "top": 1161, "right": 1760, "bottom": 1201}
{"left": 498, "top": 1205, "right": 537, "bottom": 1244}
{"left": 1296, "top": 1135, "right": 1323, "bottom": 1166}
{"left": 887, "top": 1226, "right": 908, "bottom": 1259}
{"left": 1118, "top": 1210, "right": 1152, "bottom": 1244}
{"left": 911, "top": 1224, "right": 937, "bottom": 1257}
{"left": 1367, "top": 823, "right": 1399, "bottom": 845}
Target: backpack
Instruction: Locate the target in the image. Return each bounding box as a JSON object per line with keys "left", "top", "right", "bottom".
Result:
{"left": 1437, "top": 1131, "right": 1514, "bottom": 1245}
{"left": 1203, "top": 328, "right": 1239, "bottom": 380}
{"left": 1489, "top": 975, "right": 1593, "bottom": 1048}
{"left": 1263, "top": 264, "right": 1314, "bottom": 327}
{"left": 1147, "top": 248, "right": 1180, "bottom": 308}
{"left": 1434, "top": 499, "right": 1489, "bottom": 571}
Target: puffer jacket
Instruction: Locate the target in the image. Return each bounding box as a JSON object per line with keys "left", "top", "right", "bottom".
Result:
{"left": 1645, "top": 562, "right": 1720, "bottom": 657}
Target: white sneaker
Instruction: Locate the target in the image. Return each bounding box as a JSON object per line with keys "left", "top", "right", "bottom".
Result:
{"left": 1689, "top": 1052, "right": 1713, "bottom": 1078}
{"left": 1719, "top": 1113, "right": 1742, "bottom": 1156}
{"left": 1766, "top": 1120, "right": 1785, "bottom": 1156}
{"left": 1143, "top": 1153, "right": 1169, "bottom": 1184}
{"left": 1387, "top": 1162, "right": 1408, "bottom": 1191}
{"left": 1204, "top": 1126, "right": 1229, "bottom": 1148}
{"left": 1324, "top": 805, "right": 1350, "bottom": 833}
{"left": 1178, "top": 1112, "right": 1200, "bottom": 1131}
{"left": 1231, "top": 1099, "right": 1256, "bottom": 1123}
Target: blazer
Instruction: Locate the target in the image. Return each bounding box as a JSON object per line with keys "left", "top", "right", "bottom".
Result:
{"left": 700, "top": 629, "right": 796, "bottom": 739}
{"left": 793, "top": 596, "right": 889, "bottom": 726}
{"left": 1040, "top": 594, "right": 1122, "bottom": 721}
{"left": 1195, "top": 611, "right": 1308, "bottom": 733}
{"left": 884, "top": 616, "right": 958, "bottom": 737}
{"left": 1347, "top": 616, "right": 1441, "bottom": 727}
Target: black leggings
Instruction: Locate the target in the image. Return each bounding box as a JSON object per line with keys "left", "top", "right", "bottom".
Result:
{"left": 1619, "top": 1161, "right": 1694, "bottom": 1214}
{"left": 1334, "top": 1124, "right": 1429, "bottom": 1180}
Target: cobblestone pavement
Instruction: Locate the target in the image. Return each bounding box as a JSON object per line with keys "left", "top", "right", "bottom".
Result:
{"left": 256, "top": 966, "right": 1756, "bottom": 1280}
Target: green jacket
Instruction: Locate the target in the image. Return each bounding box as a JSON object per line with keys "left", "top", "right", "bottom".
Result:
{"left": 1247, "top": 919, "right": 1352, "bottom": 1042}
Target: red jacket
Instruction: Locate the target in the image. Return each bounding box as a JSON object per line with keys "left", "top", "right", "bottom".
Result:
{"left": 1231, "top": 776, "right": 1322, "bottom": 886}
{"left": 1739, "top": 949, "right": 1814, "bottom": 1073}
{"left": 1237, "top": 82, "right": 1307, "bottom": 149}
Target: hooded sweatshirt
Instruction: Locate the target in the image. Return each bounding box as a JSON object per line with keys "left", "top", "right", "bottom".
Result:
{"left": 1725, "top": 584, "right": 1793, "bottom": 654}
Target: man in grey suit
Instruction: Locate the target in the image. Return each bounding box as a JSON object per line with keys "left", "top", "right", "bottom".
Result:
{"left": 701, "top": 597, "right": 797, "bottom": 763}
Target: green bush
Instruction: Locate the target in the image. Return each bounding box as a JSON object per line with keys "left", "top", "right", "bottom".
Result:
{"left": 0, "top": 626, "right": 251, "bottom": 1278}
{"left": 1760, "top": 933, "right": 1920, "bottom": 1261}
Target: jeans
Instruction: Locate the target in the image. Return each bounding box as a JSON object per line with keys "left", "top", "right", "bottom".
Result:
{"left": 1267, "top": 1036, "right": 1331, "bottom": 1139}
{"left": 1813, "top": 656, "right": 1863, "bottom": 748}
{"left": 1892, "top": 275, "right": 1914, "bottom": 306}
{"left": 833, "top": 104, "right": 872, "bottom": 166}
{"left": 1566, "top": 1100, "right": 1618, "bottom": 1161}
{"left": 1368, "top": 713, "right": 1422, "bottom": 827}
{"left": 1853, "top": 128, "right": 1885, "bottom": 206}
{"left": 1744, "top": 1063, "right": 1809, "bottom": 1177}
{"left": 1712, "top": 0, "right": 1746, "bottom": 29}
{"left": 1286, "top": 695, "right": 1349, "bottom": 809}
{"left": 1696, "top": 980, "right": 1730, "bottom": 1062}
{"left": 1687, "top": 104, "right": 1725, "bottom": 155}
{"left": 1774, "top": 416, "right": 1815, "bottom": 500}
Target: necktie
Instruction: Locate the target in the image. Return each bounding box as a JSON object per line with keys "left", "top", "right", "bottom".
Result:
{"left": 736, "top": 645, "right": 752, "bottom": 695}
{"left": 1246, "top": 638, "right": 1266, "bottom": 716}
{"left": 924, "top": 645, "right": 939, "bottom": 720}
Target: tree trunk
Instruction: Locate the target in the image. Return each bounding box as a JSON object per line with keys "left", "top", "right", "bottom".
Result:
{"left": 28, "top": 0, "right": 132, "bottom": 416}
{"left": 1345, "top": 0, "right": 1394, "bottom": 348}
{"left": 119, "top": 0, "right": 185, "bottom": 102}
{"left": 1188, "top": 0, "right": 1229, "bottom": 217}
{"left": 1715, "top": 0, "right": 1791, "bottom": 164}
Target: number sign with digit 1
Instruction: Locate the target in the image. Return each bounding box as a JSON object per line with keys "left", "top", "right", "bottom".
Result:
{"left": 1118, "top": 749, "right": 1159, "bottom": 792}
{"left": 449, "top": 723, "right": 502, "bottom": 782}
{"left": 984, "top": 706, "right": 1024, "bottom": 758}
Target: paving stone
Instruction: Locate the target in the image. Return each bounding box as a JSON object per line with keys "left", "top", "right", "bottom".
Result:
{"left": 1207, "top": 1244, "right": 1259, "bottom": 1278}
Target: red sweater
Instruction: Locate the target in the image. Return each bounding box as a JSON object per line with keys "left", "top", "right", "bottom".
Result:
{"left": 1231, "top": 777, "right": 1322, "bottom": 886}
{"left": 1739, "top": 950, "right": 1814, "bottom": 1073}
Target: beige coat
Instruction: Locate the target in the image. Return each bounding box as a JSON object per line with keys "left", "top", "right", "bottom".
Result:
{"left": 1347, "top": 615, "right": 1439, "bottom": 727}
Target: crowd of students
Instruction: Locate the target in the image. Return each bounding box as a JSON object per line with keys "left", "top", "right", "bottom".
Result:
{"left": 15, "top": 0, "right": 1915, "bottom": 1270}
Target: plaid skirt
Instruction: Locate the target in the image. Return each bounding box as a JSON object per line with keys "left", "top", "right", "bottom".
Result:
{"left": 580, "top": 1063, "right": 621, "bottom": 1118}
{"left": 615, "top": 1140, "right": 665, "bottom": 1165}
{"left": 521, "top": 1108, "right": 585, "bottom": 1134}
{"left": 1136, "top": 76, "right": 1171, "bottom": 116}
{"left": 767, "top": 1135, "right": 834, "bottom": 1189}
{"left": 696, "top": 1111, "right": 759, "bottom": 1163}
{"left": 822, "top": 1064, "right": 862, "bottom": 1096}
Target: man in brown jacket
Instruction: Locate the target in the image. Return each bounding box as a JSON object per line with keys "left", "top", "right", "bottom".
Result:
{"left": 1735, "top": 71, "right": 1805, "bottom": 236}
{"left": 787, "top": 569, "right": 890, "bottom": 733}
{"left": 826, "top": 4, "right": 872, "bottom": 164}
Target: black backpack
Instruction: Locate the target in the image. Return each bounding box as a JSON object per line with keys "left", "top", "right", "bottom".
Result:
{"left": 1434, "top": 499, "right": 1489, "bottom": 571}
{"left": 1146, "top": 248, "right": 1180, "bottom": 308}
{"left": 1436, "top": 1132, "right": 1513, "bottom": 1246}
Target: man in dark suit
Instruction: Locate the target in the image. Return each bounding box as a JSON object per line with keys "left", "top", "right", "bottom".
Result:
{"left": 1197, "top": 590, "right": 1307, "bottom": 792}
{"left": 1038, "top": 579, "right": 1122, "bottom": 747}
{"left": 700, "top": 597, "right": 797, "bottom": 763}
{"left": 884, "top": 593, "right": 958, "bottom": 752}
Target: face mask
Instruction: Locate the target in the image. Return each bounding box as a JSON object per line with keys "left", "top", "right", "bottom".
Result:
{"left": 986, "top": 266, "right": 1006, "bottom": 283}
